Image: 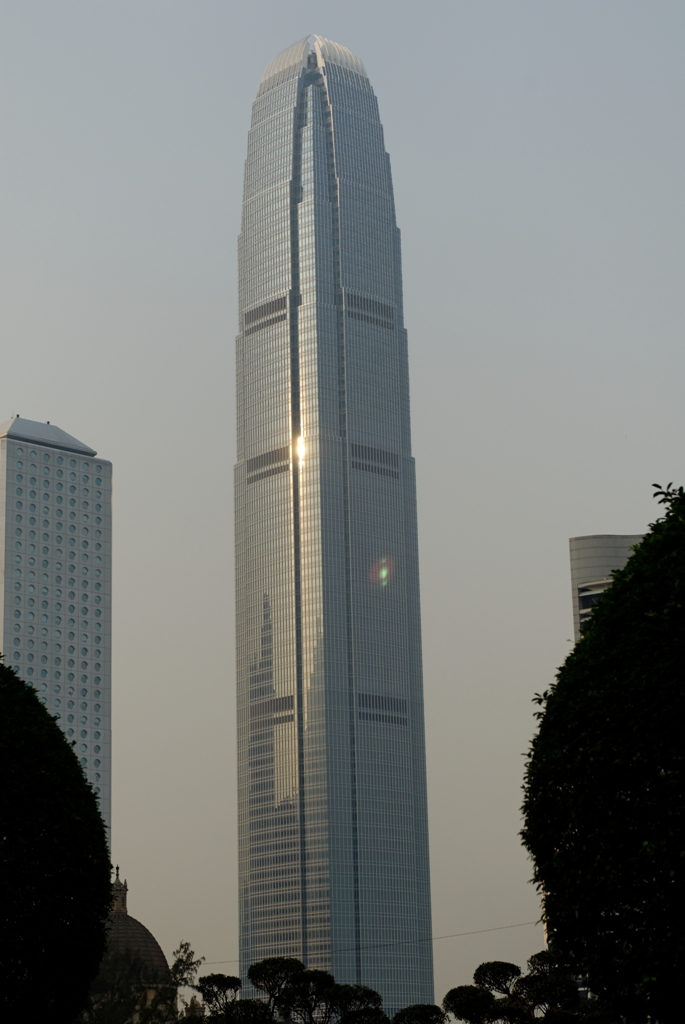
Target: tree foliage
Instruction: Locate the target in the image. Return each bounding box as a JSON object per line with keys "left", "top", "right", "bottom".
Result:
{"left": 195, "top": 973, "right": 274, "bottom": 1024}
{"left": 521, "top": 485, "right": 685, "bottom": 1022}
{"left": 196, "top": 975, "right": 242, "bottom": 1017}
{"left": 0, "top": 662, "right": 111, "bottom": 1023}
{"left": 79, "top": 939, "right": 204, "bottom": 1024}
{"left": 392, "top": 1004, "right": 445, "bottom": 1024}
{"left": 443, "top": 950, "right": 613, "bottom": 1023}
{"left": 247, "top": 957, "right": 305, "bottom": 1015}
{"left": 138, "top": 941, "right": 205, "bottom": 1023}
{"left": 77, "top": 947, "right": 149, "bottom": 1024}
{"left": 228, "top": 960, "right": 389, "bottom": 1024}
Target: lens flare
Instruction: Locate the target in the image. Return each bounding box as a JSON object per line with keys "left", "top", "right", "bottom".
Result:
{"left": 369, "top": 555, "right": 394, "bottom": 587}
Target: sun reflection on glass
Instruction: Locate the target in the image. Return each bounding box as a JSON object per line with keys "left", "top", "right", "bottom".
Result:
{"left": 369, "top": 555, "right": 394, "bottom": 587}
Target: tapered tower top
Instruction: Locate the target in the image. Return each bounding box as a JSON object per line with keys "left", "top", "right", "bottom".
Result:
{"left": 261, "top": 35, "right": 367, "bottom": 82}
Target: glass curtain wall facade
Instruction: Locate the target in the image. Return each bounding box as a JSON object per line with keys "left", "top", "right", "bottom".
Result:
{"left": 235, "top": 37, "right": 432, "bottom": 1011}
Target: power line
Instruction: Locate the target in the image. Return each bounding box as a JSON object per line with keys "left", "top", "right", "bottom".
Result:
{"left": 201, "top": 919, "right": 541, "bottom": 966}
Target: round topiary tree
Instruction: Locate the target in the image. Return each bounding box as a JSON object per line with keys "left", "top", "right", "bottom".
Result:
{"left": 0, "top": 661, "right": 111, "bottom": 1022}
{"left": 521, "top": 486, "right": 685, "bottom": 1023}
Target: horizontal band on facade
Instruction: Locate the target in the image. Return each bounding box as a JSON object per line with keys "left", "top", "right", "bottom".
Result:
{"left": 346, "top": 309, "right": 393, "bottom": 331}
{"left": 350, "top": 443, "right": 399, "bottom": 468}
{"left": 244, "top": 295, "right": 287, "bottom": 326}
{"left": 248, "top": 714, "right": 294, "bottom": 733}
{"left": 346, "top": 292, "right": 394, "bottom": 322}
{"left": 247, "top": 463, "right": 289, "bottom": 485}
{"left": 246, "top": 446, "right": 291, "bottom": 475}
{"left": 244, "top": 312, "right": 287, "bottom": 337}
{"left": 358, "top": 711, "right": 407, "bottom": 727}
{"left": 358, "top": 692, "right": 408, "bottom": 714}
{"left": 351, "top": 461, "right": 399, "bottom": 479}
{"left": 251, "top": 694, "right": 294, "bottom": 718}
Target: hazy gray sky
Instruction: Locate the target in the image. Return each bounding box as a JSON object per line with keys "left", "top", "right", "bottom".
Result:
{"left": 1, "top": 0, "right": 684, "bottom": 1000}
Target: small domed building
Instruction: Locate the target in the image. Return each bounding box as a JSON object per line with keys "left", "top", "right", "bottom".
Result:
{"left": 107, "top": 868, "right": 169, "bottom": 982}
{"left": 85, "top": 868, "right": 173, "bottom": 1023}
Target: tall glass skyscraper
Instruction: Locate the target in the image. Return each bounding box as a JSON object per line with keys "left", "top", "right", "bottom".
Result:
{"left": 235, "top": 37, "right": 433, "bottom": 1011}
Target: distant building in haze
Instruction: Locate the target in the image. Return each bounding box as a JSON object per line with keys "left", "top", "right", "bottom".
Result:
{"left": 0, "top": 415, "right": 111, "bottom": 833}
{"left": 569, "top": 534, "right": 644, "bottom": 642}
{"left": 108, "top": 867, "right": 169, "bottom": 979}
{"left": 234, "top": 36, "right": 433, "bottom": 1012}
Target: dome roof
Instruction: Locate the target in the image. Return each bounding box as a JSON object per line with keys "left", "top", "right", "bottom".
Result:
{"left": 105, "top": 868, "right": 169, "bottom": 981}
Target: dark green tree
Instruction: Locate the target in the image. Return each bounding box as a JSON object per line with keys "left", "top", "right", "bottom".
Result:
{"left": 443, "top": 951, "right": 612, "bottom": 1023}
{"left": 472, "top": 963, "right": 519, "bottom": 997}
{"left": 442, "top": 986, "right": 496, "bottom": 1024}
{"left": 195, "top": 973, "right": 274, "bottom": 1024}
{"left": 247, "top": 957, "right": 305, "bottom": 1016}
{"left": 79, "top": 939, "right": 203, "bottom": 1024}
{"left": 277, "top": 969, "right": 338, "bottom": 1024}
{"left": 196, "top": 974, "right": 242, "bottom": 1017}
{"left": 138, "top": 940, "right": 205, "bottom": 1023}
{"left": 223, "top": 1000, "right": 275, "bottom": 1024}
{"left": 77, "top": 947, "right": 149, "bottom": 1024}
{"left": 392, "top": 1005, "right": 446, "bottom": 1024}
{"left": 521, "top": 485, "right": 685, "bottom": 1022}
{"left": 242, "top": 958, "right": 387, "bottom": 1024}
{"left": 0, "top": 662, "right": 111, "bottom": 1023}
{"left": 335, "top": 984, "right": 388, "bottom": 1024}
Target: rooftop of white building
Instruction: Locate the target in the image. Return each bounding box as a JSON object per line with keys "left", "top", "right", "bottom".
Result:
{"left": 0, "top": 415, "right": 96, "bottom": 456}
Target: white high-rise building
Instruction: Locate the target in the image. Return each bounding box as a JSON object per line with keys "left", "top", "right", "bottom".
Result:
{"left": 0, "top": 416, "right": 112, "bottom": 834}
{"left": 569, "top": 534, "right": 644, "bottom": 642}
